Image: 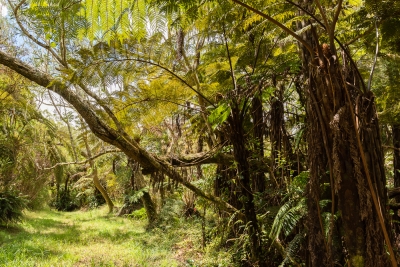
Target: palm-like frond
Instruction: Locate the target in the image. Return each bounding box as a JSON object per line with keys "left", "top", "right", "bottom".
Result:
{"left": 269, "top": 197, "right": 306, "bottom": 240}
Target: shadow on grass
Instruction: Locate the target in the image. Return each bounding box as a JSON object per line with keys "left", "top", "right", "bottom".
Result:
{"left": 1, "top": 210, "right": 148, "bottom": 247}
{"left": 0, "top": 213, "right": 82, "bottom": 263}
{"left": 0, "top": 224, "right": 24, "bottom": 233}
{"left": 0, "top": 209, "right": 192, "bottom": 266}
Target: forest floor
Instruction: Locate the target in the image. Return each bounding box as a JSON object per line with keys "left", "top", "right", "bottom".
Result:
{"left": 0, "top": 206, "right": 231, "bottom": 267}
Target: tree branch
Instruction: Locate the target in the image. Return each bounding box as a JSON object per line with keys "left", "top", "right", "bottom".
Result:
{"left": 332, "top": 0, "right": 343, "bottom": 35}
{"left": 0, "top": 49, "right": 237, "bottom": 214}
{"left": 94, "top": 58, "right": 216, "bottom": 107}
{"left": 8, "top": 0, "right": 66, "bottom": 67}
{"left": 223, "top": 25, "right": 237, "bottom": 92}
{"left": 284, "top": 0, "right": 367, "bottom": 92}
{"left": 314, "top": 0, "right": 331, "bottom": 36}
{"left": 388, "top": 187, "right": 400, "bottom": 199}
{"left": 230, "top": 0, "right": 314, "bottom": 55}
{"left": 41, "top": 149, "right": 122, "bottom": 170}
{"left": 383, "top": 145, "right": 400, "bottom": 152}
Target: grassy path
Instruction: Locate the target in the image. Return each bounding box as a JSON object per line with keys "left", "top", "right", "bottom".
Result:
{"left": 0, "top": 207, "right": 200, "bottom": 267}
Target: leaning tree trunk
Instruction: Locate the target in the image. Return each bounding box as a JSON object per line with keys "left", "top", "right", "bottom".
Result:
{"left": 297, "top": 12, "right": 393, "bottom": 267}
{"left": 81, "top": 121, "right": 114, "bottom": 213}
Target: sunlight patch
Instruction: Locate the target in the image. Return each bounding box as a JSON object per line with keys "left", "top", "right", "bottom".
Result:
{"left": 0, "top": 4, "right": 7, "bottom": 17}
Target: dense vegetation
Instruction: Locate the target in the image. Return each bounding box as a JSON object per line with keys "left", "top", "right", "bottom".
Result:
{"left": 1, "top": 0, "right": 400, "bottom": 266}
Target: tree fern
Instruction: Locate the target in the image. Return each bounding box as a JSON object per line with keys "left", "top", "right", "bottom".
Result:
{"left": 269, "top": 197, "right": 306, "bottom": 240}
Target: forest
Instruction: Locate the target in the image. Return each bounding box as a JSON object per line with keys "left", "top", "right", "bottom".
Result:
{"left": 0, "top": 0, "right": 400, "bottom": 266}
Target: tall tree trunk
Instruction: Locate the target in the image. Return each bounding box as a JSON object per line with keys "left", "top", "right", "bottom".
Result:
{"left": 228, "top": 105, "right": 265, "bottom": 266}
{"left": 215, "top": 164, "right": 241, "bottom": 210}
{"left": 269, "top": 85, "right": 297, "bottom": 187}
{"left": 393, "top": 124, "right": 400, "bottom": 250}
{"left": 141, "top": 191, "right": 158, "bottom": 224}
{"left": 133, "top": 163, "right": 158, "bottom": 224}
{"left": 296, "top": 3, "right": 392, "bottom": 265}
{"left": 251, "top": 91, "right": 266, "bottom": 193}
{"left": 214, "top": 131, "right": 242, "bottom": 210}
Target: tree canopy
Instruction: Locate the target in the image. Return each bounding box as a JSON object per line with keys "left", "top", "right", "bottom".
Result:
{"left": 1, "top": 0, "right": 400, "bottom": 266}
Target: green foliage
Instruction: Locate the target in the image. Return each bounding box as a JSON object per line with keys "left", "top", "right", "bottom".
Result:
{"left": 49, "top": 187, "right": 79, "bottom": 212}
{"left": 3, "top": 0, "right": 400, "bottom": 265}
{"left": 126, "top": 188, "right": 146, "bottom": 204}
{"left": 0, "top": 208, "right": 183, "bottom": 266}
{"left": 154, "top": 197, "right": 184, "bottom": 229}
{"left": 268, "top": 172, "right": 308, "bottom": 265}
{"left": 129, "top": 207, "right": 147, "bottom": 220}
{"left": 269, "top": 198, "right": 306, "bottom": 240}
{"left": 0, "top": 191, "right": 27, "bottom": 225}
{"left": 208, "top": 102, "right": 231, "bottom": 130}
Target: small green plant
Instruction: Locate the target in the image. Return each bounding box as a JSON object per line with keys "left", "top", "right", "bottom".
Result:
{"left": 129, "top": 207, "right": 147, "bottom": 220}
{"left": 0, "top": 191, "right": 27, "bottom": 224}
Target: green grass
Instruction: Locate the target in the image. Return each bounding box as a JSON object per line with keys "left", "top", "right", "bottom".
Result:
{"left": 0, "top": 207, "right": 210, "bottom": 267}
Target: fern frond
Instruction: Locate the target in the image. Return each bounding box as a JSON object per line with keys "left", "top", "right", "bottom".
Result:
{"left": 269, "top": 198, "right": 306, "bottom": 240}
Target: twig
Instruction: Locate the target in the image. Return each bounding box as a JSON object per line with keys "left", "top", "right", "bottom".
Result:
{"left": 383, "top": 145, "right": 400, "bottom": 152}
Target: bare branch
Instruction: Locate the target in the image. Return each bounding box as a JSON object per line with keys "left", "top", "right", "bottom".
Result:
{"left": 41, "top": 149, "right": 122, "bottom": 170}
{"left": 382, "top": 145, "right": 400, "bottom": 152}
{"left": 388, "top": 187, "right": 400, "bottom": 199}
{"left": 314, "top": 0, "right": 331, "bottom": 36}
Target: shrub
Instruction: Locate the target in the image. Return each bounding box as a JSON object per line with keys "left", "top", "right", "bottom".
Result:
{"left": 129, "top": 207, "right": 147, "bottom": 220}
{"left": 49, "top": 188, "right": 79, "bottom": 211}
{"left": 0, "top": 191, "right": 27, "bottom": 224}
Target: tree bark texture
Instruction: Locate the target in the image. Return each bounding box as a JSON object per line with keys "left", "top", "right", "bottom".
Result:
{"left": 269, "top": 85, "right": 297, "bottom": 187}
{"left": 297, "top": 6, "right": 391, "bottom": 266}
{"left": 394, "top": 125, "right": 400, "bottom": 203}
{"left": 251, "top": 92, "right": 266, "bottom": 193}
{"left": 228, "top": 105, "right": 265, "bottom": 266}
{"left": 393, "top": 124, "right": 400, "bottom": 254}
